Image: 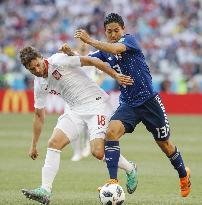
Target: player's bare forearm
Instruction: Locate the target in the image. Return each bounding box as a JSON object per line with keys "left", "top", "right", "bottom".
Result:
{"left": 88, "top": 39, "right": 126, "bottom": 55}
{"left": 80, "top": 57, "right": 134, "bottom": 86}
{"left": 32, "top": 108, "right": 45, "bottom": 147}
{"left": 74, "top": 29, "right": 126, "bottom": 55}
{"left": 29, "top": 108, "right": 45, "bottom": 160}
{"left": 80, "top": 56, "right": 116, "bottom": 77}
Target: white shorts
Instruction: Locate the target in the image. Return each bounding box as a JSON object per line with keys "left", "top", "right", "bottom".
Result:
{"left": 55, "top": 111, "right": 86, "bottom": 142}
{"left": 55, "top": 99, "right": 113, "bottom": 142}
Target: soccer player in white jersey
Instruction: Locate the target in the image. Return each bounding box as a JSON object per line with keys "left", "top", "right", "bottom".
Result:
{"left": 19, "top": 46, "right": 136, "bottom": 205}
{"left": 68, "top": 43, "right": 105, "bottom": 161}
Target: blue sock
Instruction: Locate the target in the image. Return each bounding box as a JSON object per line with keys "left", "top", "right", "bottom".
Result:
{"left": 169, "top": 147, "right": 187, "bottom": 178}
{"left": 105, "top": 141, "right": 120, "bottom": 179}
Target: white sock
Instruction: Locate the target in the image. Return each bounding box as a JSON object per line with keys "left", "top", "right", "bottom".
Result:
{"left": 102, "top": 154, "right": 133, "bottom": 174}
{"left": 71, "top": 138, "right": 81, "bottom": 157}
{"left": 118, "top": 155, "right": 133, "bottom": 174}
{"left": 81, "top": 132, "right": 90, "bottom": 157}
{"left": 41, "top": 148, "right": 61, "bottom": 192}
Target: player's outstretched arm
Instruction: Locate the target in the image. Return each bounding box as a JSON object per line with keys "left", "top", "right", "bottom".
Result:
{"left": 80, "top": 56, "right": 133, "bottom": 86}
{"left": 74, "top": 29, "right": 126, "bottom": 55}
{"left": 29, "top": 108, "right": 45, "bottom": 160}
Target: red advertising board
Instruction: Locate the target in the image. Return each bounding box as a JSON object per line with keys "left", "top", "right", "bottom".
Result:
{"left": 0, "top": 89, "right": 202, "bottom": 114}
{"left": 160, "top": 93, "right": 202, "bottom": 115}
{"left": 0, "top": 89, "right": 34, "bottom": 113}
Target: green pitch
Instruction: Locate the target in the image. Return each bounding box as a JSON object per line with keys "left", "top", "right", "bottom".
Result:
{"left": 0, "top": 113, "right": 201, "bottom": 205}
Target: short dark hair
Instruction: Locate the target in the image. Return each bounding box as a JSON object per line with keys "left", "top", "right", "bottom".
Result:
{"left": 104, "top": 13, "right": 124, "bottom": 29}
{"left": 19, "top": 46, "right": 42, "bottom": 68}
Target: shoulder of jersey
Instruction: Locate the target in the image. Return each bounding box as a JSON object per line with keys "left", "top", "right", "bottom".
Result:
{"left": 48, "top": 53, "right": 66, "bottom": 63}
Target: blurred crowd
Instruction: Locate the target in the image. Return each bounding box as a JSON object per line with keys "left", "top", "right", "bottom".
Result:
{"left": 0, "top": 0, "right": 202, "bottom": 93}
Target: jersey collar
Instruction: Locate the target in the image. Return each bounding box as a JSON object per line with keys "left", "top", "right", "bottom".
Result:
{"left": 43, "top": 59, "right": 49, "bottom": 78}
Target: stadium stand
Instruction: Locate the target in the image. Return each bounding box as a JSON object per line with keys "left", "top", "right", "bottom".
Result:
{"left": 0, "top": 0, "right": 201, "bottom": 93}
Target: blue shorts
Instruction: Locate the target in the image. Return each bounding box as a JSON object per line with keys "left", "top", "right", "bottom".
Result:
{"left": 110, "top": 95, "right": 170, "bottom": 141}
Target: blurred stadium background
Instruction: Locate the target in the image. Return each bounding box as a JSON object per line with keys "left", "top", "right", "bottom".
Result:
{"left": 0, "top": 0, "right": 202, "bottom": 93}
{"left": 0, "top": 0, "right": 202, "bottom": 204}
{"left": 1, "top": 0, "right": 202, "bottom": 114}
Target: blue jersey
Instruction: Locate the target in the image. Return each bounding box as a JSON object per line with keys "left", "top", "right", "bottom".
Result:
{"left": 90, "top": 34, "right": 157, "bottom": 107}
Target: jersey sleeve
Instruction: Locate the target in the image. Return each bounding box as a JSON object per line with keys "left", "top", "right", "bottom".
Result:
{"left": 67, "top": 56, "right": 81, "bottom": 68}
{"left": 118, "top": 34, "right": 140, "bottom": 51}
{"left": 34, "top": 78, "right": 48, "bottom": 109}
{"left": 88, "top": 50, "right": 107, "bottom": 62}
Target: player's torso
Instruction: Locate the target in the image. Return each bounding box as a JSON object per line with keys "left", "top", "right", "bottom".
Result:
{"left": 38, "top": 60, "right": 108, "bottom": 108}
{"left": 101, "top": 49, "right": 156, "bottom": 106}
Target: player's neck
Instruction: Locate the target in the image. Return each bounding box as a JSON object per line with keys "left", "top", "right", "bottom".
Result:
{"left": 43, "top": 59, "right": 49, "bottom": 78}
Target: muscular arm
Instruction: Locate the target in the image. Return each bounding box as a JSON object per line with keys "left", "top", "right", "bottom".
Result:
{"left": 80, "top": 56, "right": 133, "bottom": 86}
{"left": 32, "top": 108, "right": 45, "bottom": 146}
{"left": 74, "top": 29, "right": 127, "bottom": 55}
{"left": 87, "top": 40, "right": 126, "bottom": 55}
{"left": 59, "top": 43, "right": 133, "bottom": 85}
{"left": 80, "top": 56, "right": 117, "bottom": 78}
{"left": 30, "top": 108, "right": 45, "bottom": 160}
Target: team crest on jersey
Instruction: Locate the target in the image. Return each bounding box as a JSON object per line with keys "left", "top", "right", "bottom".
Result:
{"left": 52, "top": 70, "right": 62, "bottom": 80}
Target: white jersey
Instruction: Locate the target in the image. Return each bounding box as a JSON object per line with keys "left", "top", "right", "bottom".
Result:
{"left": 82, "top": 65, "right": 102, "bottom": 82}
{"left": 34, "top": 53, "right": 108, "bottom": 109}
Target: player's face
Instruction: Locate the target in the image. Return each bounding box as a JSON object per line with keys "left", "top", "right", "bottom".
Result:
{"left": 27, "top": 57, "right": 47, "bottom": 77}
{"left": 105, "top": 22, "right": 125, "bottom": 43}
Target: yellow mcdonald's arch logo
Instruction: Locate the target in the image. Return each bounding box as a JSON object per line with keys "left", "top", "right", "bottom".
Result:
{"left": 2, "top": 89, "right": 29, "bottom": 113}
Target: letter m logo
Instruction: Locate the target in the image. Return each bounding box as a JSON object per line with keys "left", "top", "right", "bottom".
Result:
{"left": 2, "top": 89, "right": 29, "bottom": 113}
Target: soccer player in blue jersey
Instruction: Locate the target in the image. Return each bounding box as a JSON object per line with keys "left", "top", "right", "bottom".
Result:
{"left": 74, "top": 13, "right": 191, "bottom": 197}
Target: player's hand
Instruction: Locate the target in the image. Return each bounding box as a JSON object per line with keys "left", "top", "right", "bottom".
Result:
{"left": 59, "top": 43, "right": 75, "bottom": 56}
{"left": 74, "top": 29, "right": 91, "bottom": 44}
{"left": 115, "top": 73, "right": 134, "bottom": 86}
{"left": 29, "top": 146, "right": 38, "bottom": 160}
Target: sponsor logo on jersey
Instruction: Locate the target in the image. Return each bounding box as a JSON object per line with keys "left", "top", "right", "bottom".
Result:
{"left": 49, "top": 90, "right": 61, "bottom": 95}
{"left": 96, "top": 96, "right": 102, "bottom": 100}
{"left": 52, "top": 70, "right": 62, "bottom": 80}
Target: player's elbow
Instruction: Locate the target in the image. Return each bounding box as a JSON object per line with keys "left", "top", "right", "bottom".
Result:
{"left": 34, "top": 108, "right": 45, "bottom": 123}
{"left": 111, "top": 48, "right": 121, "bottom": 55}
{"left": 110, "top": 44, "right": 126, "bottom": 55}
{"left": 80, "top": 56, "right": 93, "bottom": 67}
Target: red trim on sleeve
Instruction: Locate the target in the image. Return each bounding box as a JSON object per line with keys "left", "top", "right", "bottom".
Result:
{"left": 44, "top": 59, "right": 49, "bottom": 74}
